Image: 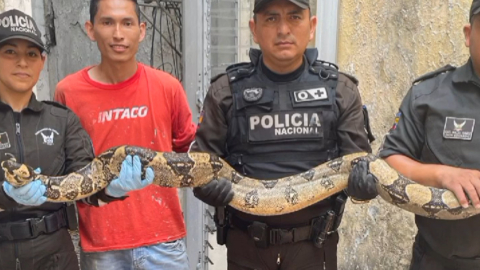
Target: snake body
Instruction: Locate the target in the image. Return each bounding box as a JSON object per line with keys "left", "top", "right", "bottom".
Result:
{"left": 1, "top": 145, "right": 478, "bottom": 219}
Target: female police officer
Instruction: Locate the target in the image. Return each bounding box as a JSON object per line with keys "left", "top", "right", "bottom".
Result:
{"left": 0, "top": 9, "right": 94, "bottom": 270}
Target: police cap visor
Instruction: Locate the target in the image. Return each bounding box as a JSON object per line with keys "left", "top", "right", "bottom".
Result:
{"left": 253, "top": 0, "right": 310, "bottom": 13}
{"left": 471, "top": 0, "right": 480, "bottom": 22}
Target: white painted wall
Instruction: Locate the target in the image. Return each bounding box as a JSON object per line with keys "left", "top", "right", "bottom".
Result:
{"left": 4, "top": 0, "right": 31, "bottom": 14}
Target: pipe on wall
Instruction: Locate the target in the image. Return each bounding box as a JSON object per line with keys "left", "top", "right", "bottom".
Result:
{"left": 315, "top": 0, "right": 339, "bottom": 63}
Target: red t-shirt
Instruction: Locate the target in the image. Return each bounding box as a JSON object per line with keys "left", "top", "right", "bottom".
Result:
{"left": 55, "top": 63, "right": 196, "bottom": 252}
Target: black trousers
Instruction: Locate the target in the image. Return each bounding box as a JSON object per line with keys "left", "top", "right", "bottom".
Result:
{"left": 0, "top": 228, "right": 78, "bottom": 270}
{"left": 226, "top": 227, "right": 339, "bottom": 270}
{"left": 409, "top": 235, "right": 480, "bottom": 270}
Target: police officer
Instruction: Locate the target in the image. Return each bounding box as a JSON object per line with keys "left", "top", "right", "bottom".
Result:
{"left": 191, "top": 0, "right": 375, "bottom": 269}
{"left": 0, "top": 9, "right": 153, "bottom": 270}
{"left": 0, "top": 9, "right": 92, "bottom": 269}
{"left": 375, "top": 1, "right": 480, "bottom": 269}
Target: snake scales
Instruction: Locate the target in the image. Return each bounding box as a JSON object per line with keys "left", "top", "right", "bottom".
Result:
{"left": 1, "top": 145, "right": 478, "bottom": 220}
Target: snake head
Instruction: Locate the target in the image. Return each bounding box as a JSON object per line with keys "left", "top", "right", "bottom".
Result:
{"left": 1, "top": 159, "right": 37, "bottom": 187}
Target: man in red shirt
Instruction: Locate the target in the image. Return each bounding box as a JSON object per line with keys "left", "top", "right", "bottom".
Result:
{"left": 54, "top": 0, "right": 196, "bottom": 269}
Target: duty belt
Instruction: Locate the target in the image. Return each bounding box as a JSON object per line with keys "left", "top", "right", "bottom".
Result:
{"left": 231, "top": 215, "right": 316, "bottom": 246}
{"left": 0, "top": 207, "right": 68, "bottom": 241}
{"left": 230, "top": 192, "right": 347, "bottom": 248}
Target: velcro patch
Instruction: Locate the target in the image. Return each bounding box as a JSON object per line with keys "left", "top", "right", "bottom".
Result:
{"left": 443, "top": 117, "right": 475, "bottom": 140}
{"left": 293, "top": 88, "right": 328, "bottom": 103}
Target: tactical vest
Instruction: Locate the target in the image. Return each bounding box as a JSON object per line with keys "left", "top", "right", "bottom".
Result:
{"left": 224, "top": 48, "right": 340, "bottom": 180}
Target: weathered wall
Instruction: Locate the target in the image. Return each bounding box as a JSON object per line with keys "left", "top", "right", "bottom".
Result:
{"left": 336, "top": 1, "right": 471, "bottom": 269}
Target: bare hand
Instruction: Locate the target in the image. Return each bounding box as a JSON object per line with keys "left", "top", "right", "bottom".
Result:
{"left": 436, "top": 166, "right": 480, "bottom": 208}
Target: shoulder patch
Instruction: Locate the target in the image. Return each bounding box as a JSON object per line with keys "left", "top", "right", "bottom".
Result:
{"left": 413, "top": 65, "right": 456, "bottom": 85}
{"left": 43, "top": 101, "right": 69, "bottom": 118}
{"left": 339, "top": 72, "right": 359, "bottom": 86}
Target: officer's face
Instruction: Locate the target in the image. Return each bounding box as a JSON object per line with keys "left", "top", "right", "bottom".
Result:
{"left": 465, "top": 15, "right": 480, "bottom": 75}
{"left": 250, "top": 0, "right": 317, "bottom": 71}
{"left": 85, "top": 0, "right": 146, "bottom": 64}
{"left": 0, "top": 39, "right": 45, "bottom": 95}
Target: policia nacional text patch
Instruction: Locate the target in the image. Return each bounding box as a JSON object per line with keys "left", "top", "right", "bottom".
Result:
{"left": 443, "top": 117, "right": 475, "bottom": 140}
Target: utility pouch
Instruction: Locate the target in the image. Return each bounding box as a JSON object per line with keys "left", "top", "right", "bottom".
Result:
{"left": 247, "top": 221, "right": 269, "bottom": 249}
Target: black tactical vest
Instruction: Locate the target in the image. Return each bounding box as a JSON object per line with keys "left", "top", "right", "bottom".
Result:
{"left": 224, "top": 48, "right": 339, "bottom": 180}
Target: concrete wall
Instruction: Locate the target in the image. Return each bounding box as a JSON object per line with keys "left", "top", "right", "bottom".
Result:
{"left": 336, "top": 1, "right": 471, "bottom": 269}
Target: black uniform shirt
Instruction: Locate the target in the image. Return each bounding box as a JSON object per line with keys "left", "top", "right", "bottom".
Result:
{"left": 380, "top": 59, "right": 480, "bottom": 259}
{"left": 0, "top": 95, "right": 94, "bottom": 222}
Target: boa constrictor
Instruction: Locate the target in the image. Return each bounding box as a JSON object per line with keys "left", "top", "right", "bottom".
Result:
{"left": 1, "top": 145, "right": 477, "bottom": 220}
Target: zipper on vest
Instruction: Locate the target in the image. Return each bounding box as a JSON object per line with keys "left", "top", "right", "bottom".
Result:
{"left": 14, "top": 113, "right": 24, "bottom": 163}
{"left": 15, "top": 243, "right": 21, "bottom": 270}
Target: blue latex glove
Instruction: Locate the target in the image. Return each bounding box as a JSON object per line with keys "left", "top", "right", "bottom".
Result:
{"left": 3, "top": 167, "right": 47, "bottom": 206}
{"left": 105, "top": 155, "right": 155, "bottom": 198}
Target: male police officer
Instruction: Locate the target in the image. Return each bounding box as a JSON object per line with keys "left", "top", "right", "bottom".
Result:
{"left": 191, "top": 0, "right": 375, "bottom": 269}
{"left": 377, "top": 1, "right": 480, "bottom": 269}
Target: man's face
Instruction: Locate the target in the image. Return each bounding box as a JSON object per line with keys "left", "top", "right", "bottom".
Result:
{"left": 0, "top": 39, "right": 44, "bottom": 95}
{"left": 249, "top": 0, "right": 317, "bottom": 67}
{"left": 86, "top": 0, "right": 146, "bottom": 64}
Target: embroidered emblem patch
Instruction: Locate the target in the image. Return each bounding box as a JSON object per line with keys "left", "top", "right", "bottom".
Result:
{"left": 443, "top": 117, "right": 475, "bottom": 140}
{"left": 293, "top": 88, "right": 328, "bottom": 103}
{"left": 243, "top": 88, "right": 263, "bottom": 102}
{"left": 0, "top": 132, "right": 11, "bottom": 150}
{"left": 35, "top": 128, "right": 60, "bottom": 146}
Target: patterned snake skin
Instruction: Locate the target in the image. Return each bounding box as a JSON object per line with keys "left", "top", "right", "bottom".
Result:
{"left": 1, "top": 145, "right": 478, "bottom": 219}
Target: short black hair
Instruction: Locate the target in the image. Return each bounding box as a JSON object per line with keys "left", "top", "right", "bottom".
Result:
{"left": 90, "top": 0, "right": 141, "bottom": 24}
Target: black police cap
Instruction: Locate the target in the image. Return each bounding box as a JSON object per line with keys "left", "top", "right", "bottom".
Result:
{"left": 0, "top": 9, "right": 45, "bottom": 52}
{"left": 471, "top": 0, "right": 480, "bottom": 22}
{"left": 253, "top": 0, "right": 310, "bottom": 13}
